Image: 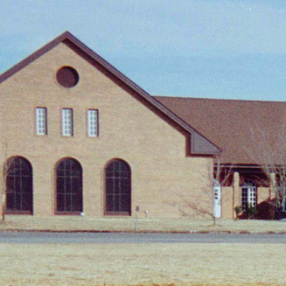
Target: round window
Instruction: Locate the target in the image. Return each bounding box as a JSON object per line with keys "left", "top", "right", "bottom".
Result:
{"left": 56, "top": 66, "right": 79, "bottom": 88}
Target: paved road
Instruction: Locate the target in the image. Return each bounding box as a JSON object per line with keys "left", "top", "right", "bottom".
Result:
{"left": 0, "top": 232, "right": 285, "bottom": 244}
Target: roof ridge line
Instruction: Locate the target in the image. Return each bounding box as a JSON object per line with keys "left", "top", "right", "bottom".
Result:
{"left": 154, "top": 95, "right": 286, "bottom": 104}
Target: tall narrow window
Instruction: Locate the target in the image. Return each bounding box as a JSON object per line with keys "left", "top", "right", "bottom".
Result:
{"left": 87, "top": 109, "right": 98, "bottom": 137}
{"left": 105, "top": 159, "right": 131, "bottom": 215}
{"left": 62, "top": 108, "right": 73, "bottom": 136}
{"left": 241, "top": 183, "right": 257, "bottom": 211}
{"left": 56, "top": 158, "right": 83, "bottom": 213}
{"left": 35, "top": 107, "right": 47, "bottom": 135}
{"left": 283, "top": 198, "right": 286, "bottom": 212}
{"left": 5, "top": 156, "right": 33, "bottom": 214}
{"left": 277, "top": 185, "right": 286, "bottom": 212}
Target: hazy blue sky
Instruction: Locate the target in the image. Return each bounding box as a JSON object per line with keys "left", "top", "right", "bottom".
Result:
{"left": 1, "top": 0, "right": 286, "bottom": 101}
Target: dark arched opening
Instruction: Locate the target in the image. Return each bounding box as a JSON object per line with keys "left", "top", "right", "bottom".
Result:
{"left": 6, "top": 156, "right": 33, "bottom": 214}
{"left": 105, "top": 159, "right": 131, "bottom": 215}
{"left": 56, "top": 158, "right": 83, "bottom": 214}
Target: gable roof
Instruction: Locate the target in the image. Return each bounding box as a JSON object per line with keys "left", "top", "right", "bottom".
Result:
{"left": 155, "top": 96, "right": 286, "bottom": 165}
{"left": 0, "top": 31, "right": 220, "bottom": 156}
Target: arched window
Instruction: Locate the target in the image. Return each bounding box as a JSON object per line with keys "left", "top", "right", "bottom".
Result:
{"left": 105, "top": 159, "right": 131, "bottom": 215}
{"left": 56, "top": 158, "right": 83, "bottom": 214}
{"left": 241, "top": 182, "right": 257, "bottom": 211}
{"left": 6, "top": 156, "right": 33, "bottom": 213}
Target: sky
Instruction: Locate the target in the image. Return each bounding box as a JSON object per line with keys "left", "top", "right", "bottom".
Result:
{"left": 1, "top": 0, "right": 286, "bottom": 101}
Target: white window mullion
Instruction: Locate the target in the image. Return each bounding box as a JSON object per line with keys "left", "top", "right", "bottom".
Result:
{"left": 248, "top": 187, "right": 256, "bottom": 208}
{"left": 87, "top": 109, "right": 98, "bottom": 137}
{"left": 282, "top": 197, "right": 286, "bottom": 212}
{"left": 242, "top": 184, "right": 257, "bottom": 211}
{"left": 35, "top": 107, "right": 47, "bottom": 135}
{"left": 62, "top": 108, "right": 73, "bottom": 136}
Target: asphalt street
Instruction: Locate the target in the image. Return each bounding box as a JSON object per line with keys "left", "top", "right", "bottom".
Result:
{"left": 0, "top": 232, "right": 285, "bottom": 244}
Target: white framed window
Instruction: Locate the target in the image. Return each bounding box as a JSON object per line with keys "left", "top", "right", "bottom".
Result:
{"left": 281, "top": 197, "right": 286, "bottom": 212}
{"left": 87, "top": 109, "right": 98, "bottom": 137}
{"left": 276, "top": 186, "right": 286, "bottom": 212}
{"left": 241, "top": 183, "right": 257, "bottom": 211}
{"left": 62, "top": 108, "right": 73, "bottom": 136}
{"left": 35, "top": 107, "right": 47, "bottom": 135}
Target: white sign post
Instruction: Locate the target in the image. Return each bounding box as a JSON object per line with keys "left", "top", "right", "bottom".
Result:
{"left": 213, "top": 181, "right": 221, "bottom": 218}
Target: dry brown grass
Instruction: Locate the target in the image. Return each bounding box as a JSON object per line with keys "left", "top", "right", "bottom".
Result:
{"left": 0, "top": 243, "right": 285, "bottom": 286}
{"left": 1, "top": 216, "right": 286, "bottom": 233}
{"left": 1, "top": 216, "right": 285, "bottom": 285}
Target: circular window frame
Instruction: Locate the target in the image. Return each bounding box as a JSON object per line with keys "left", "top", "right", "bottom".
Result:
{"left": 56, "top": 66, "right": 79, "bottom": 88}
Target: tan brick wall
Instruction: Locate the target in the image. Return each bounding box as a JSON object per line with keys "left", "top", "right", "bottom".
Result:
{"left": 221, "top": 187, "right": 233, "bottom": 219}
{"left": 257, "top": 187, "right": 270, "bottom": 204}
{"left": 0, "top": 43, "right": 214, "bottom": 218}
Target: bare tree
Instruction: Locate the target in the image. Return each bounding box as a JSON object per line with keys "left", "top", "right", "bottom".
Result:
{"left": 246, "top": 123, "right": 286, "bottom": 218}
{"left": 197, "top": 156, "right": 232, "bottom": 225}
{"left": 169, "top": 155, "right": 232, "bottom": 225}
{"left": 1, "top": 140, "right": 15, "bottom": 221}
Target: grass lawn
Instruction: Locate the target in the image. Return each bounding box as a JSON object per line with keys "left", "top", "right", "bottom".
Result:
{"left": 0, "top": 217, "right": 285, "bottom": 286}
{"left": 0, "top": 243, "right": 285, "bottom": 286}
{"left": 1, "top": 216, "right": 286, "bottom": 233}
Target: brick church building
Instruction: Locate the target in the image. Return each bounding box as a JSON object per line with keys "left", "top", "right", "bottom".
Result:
{"left": 0, "top": 32, "right": 284, "bottom": 219}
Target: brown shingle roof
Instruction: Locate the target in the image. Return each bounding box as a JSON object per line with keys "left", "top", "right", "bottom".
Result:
{"left": 155, "top": 96, "right": 286, "bottom": 165}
